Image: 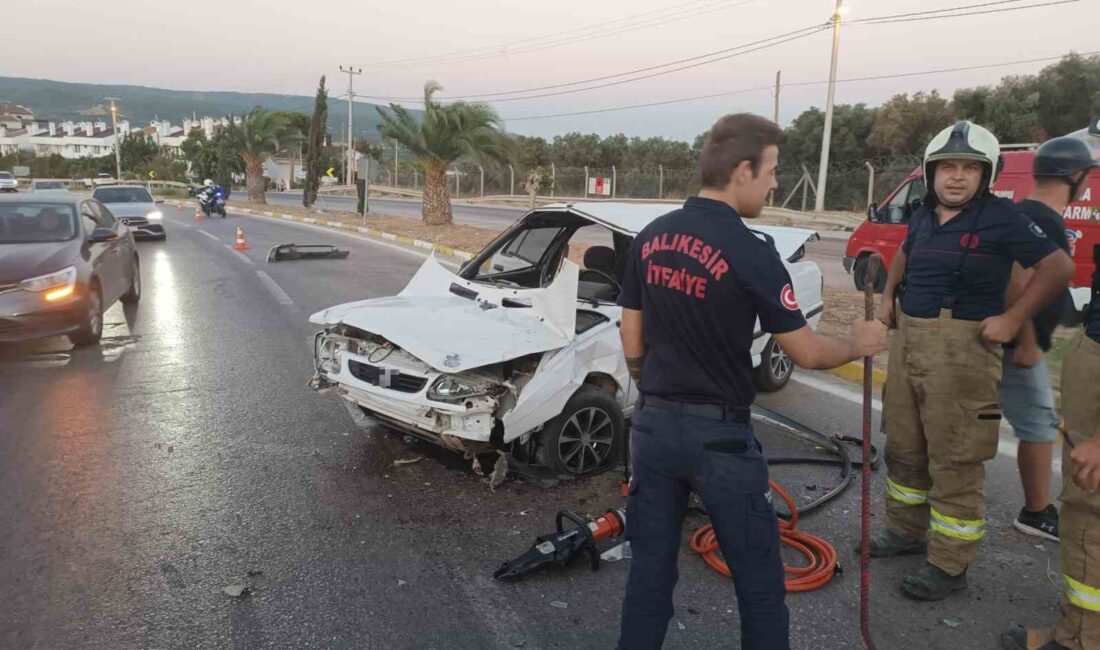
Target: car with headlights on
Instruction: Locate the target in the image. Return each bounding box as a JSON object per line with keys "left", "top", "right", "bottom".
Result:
{"left": 0, "top": 195, "right": 140, "bottom": 346}
{"left": 91, "top": 185, "right": 166, "bottom": 240}
{"left": 309, "top": 202, "right": 824, "bottom": 480}
{"left": 0, "top": 171, "right": 18, "bottom": 193}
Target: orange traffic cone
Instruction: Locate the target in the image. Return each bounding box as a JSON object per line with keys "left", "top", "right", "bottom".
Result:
{"left": 193, "top": 207, "right": 203, "bottom": 221}
{"left": 233, "top": 227, "right": 250, "bottom": 251}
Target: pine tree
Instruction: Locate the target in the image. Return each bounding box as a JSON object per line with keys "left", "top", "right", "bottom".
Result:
{"left": 304, "top": 76, "right": 328, "bottom": 208}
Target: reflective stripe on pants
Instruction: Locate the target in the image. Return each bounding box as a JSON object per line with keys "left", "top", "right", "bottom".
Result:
{"left": 1065, "top": 575, "right": 1100, "bottom": 613}
{"left": 886, "top": 477, "right": 929, "bottom": 505}
{"left": 930, "top": 508, "right": 984, "bottom": 542}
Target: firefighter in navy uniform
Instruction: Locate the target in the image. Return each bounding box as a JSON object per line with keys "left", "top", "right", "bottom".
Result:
{"left": 872, "top": 122, "right": 1076, "bottom": 601}
{"left": 1000, "top": 138, "right": 1100, "bottom": 650}
{"left": 615, "top": 113, "right": 887, "bottom": 650}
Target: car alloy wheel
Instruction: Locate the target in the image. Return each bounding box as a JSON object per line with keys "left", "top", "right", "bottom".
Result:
{"left": 557, "top": 406, "right": 615, "bottom": 475}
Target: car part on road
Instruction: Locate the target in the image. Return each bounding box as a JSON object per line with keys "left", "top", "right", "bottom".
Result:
{"left": 493, "top": 508, "right": 625, "bottom": 581}
{"left": 267, "top": 243, "right": 350, "bottom": 263}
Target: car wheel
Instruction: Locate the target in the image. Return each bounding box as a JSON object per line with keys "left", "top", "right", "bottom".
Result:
{"left": 69, "top": 284, "right": 103, "bottom": 346}
{"left": 753, "top": 336, "right": 793, "bottom": 392}
{"left": 853, "top": 255, "right": 886, "bottom": 293}
{"left": 120, "top": 257, "right": 141, "bottom": 304}
{"left": 541, "top": 385, "right": 624, "bottom": 476}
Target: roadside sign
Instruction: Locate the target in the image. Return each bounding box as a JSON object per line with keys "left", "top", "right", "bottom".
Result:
{"left": 326, "top": 167, "right": 336, "bottom": 178}
{"left": 148, "top": 170, "right": 156, "bottom": 179}
{"left": 296, "top": 169, "right": 307, "bottom": 181}
{"left": 12, "top": 166, "right": 29, "bottom": 177}
{"left": 587, "top": 177, "right": 611, "bottom": 196}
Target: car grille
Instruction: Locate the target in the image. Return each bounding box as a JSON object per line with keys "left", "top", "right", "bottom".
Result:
{"left": 119, "top": 217, "right": 149, "bottom": 227}
{"left": 347, "top": 360, "right": 428, "bottom": 393}
{"left": 0, "top": 318, "right": 21, "bottom": 337}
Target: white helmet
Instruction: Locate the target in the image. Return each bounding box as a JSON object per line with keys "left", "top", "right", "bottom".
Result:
{"left": 204, "top": 179, "right": 214, "bottom": 187}
{"left": 923, "top": 121, "right": 1002, "bottom": 202}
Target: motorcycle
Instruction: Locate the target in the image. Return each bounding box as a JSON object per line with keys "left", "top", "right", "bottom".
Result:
{"left": 192, "top": 186, "right": 229, "bottom": 218}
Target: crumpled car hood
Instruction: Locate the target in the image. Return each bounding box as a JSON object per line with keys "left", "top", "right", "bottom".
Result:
{"left": 310, "top": 255, "right": 579, "bottom": 373}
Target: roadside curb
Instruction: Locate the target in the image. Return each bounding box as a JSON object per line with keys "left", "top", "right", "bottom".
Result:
{"left": 180, "top": 201, "right": 476, "bottom": 262}
{"left": 826, "top": 361, "right": 887, "bottom": 389}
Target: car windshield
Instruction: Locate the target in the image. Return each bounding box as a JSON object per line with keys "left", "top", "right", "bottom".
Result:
{"left": 93, "top": 187, "right": 153, "bottom": 203}
{"left": 0, "top": 172, "right": 13, "bottom": 180}
{"left": 35, "top": 181, "right": 65, "bottom": 190}
{"left": 0, "top": 203, "right": 78, "bottom": 243}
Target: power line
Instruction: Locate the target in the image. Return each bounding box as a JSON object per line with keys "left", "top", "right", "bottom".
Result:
{"left": 367, "top": 0, "right": 753, "bottom": 69}
{"left": 852, "top": 0, "right": 1082, "bottom": 24}
{"left": 358, "top": 24, "right": 828, "bottom": 103}
{"left": 847, "top": 0, "right": 1030, "bottom": 23}
{"left": 504, "top": 49, "right": 1099, "bottom": 121}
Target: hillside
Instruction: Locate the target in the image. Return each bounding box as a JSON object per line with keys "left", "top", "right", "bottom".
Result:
{"left": 0, "top": 76, "right": 412, "bottom": 140}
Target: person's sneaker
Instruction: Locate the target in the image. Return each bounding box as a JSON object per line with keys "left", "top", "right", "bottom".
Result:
{"left": 1000, "top": 625, "right": 1069, "bottom": 649}
{"left": 1013, "top": 505, "right": 1059, "bottom": 542}
{"left": 863, "top": 528, "right": 927, "bottom": 558}
{"left": 899, "top": 563, "right": 968, "bottom": 601}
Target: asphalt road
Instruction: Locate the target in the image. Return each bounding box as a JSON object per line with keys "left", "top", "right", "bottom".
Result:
{"left": 267, "top": 192, "right": 859, "bottom": 291}
{"left": 0, "top": 204, "right": 1062, "bottom": 649}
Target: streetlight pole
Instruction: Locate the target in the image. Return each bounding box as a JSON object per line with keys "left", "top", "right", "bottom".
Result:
{"left": 814, "top": 0, "right": 845, "bottom": 212}
{"left": 106, "top": 97, "right": 122, "bottom": 179}
{"left": 339, "top": 65, "right": 362, "bottom": 187}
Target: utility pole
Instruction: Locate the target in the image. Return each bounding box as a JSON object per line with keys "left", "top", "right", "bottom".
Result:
{"left": 106, "top": 97, "right": 122, "bottom": 179}
{"left": 339, "top": 65, "right": 362, "bottom": 187}
{"left": 814, "top": 1, "right": 845, "bottom": 212}
{"left": 393, "top": 140, "right": 398, "bottom": 188}
{"left": 773, "top": 70, "right": 781, "bottom": 124}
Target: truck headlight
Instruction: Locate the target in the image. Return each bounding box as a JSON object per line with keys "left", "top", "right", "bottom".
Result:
{"left": 429, "top": 375, "right": 490, "bottom": 402}
{"left": 146, "top": 210, "right": 163, "bottom": 220}
{"left": 20, "top": 265, "right": 77, "bottom": 301}
{"left": 314, "top": 333, "right": 344, "bottom": 374}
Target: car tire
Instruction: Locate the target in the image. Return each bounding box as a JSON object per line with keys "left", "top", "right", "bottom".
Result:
{"left": 69, "top": 284, "right": 104, "bottom": 347}
{"left": 540, "top": 384, "right": 625, "bottom": 477}
{"left": 753, "top": 335, "right": 793, "bottom": 393}
{"left": 853, "top": 255, "right": 886, "bottom": 293}
{"left": 120, "top": 257, "right": 141, "bottom": 304}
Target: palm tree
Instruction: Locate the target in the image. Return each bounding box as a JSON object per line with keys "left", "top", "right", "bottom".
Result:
{"left": 232, "top": 108, "right": 298, "bottom": 204}
{"left": 378, "top": 81, "right": 515, "bottom": 225}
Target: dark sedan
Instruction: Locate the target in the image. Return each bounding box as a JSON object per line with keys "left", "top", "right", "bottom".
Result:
{"left": 0, "top": 195, "right": 140, "bottom": 346}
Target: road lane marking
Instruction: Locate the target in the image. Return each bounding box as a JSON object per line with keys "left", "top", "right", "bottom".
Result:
{"left": 255, "top": 271, "right": 296, "bottom": 310}
{"left": 226, "top": 245, "right": 254, "bottom": 264}
{"left": 198, "top": 230, "right": 221, "bottom": 242}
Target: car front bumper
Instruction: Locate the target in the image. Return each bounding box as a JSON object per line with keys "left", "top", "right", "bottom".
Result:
{"left": 130, "top": 223, "right": 166, "bottom": 239}
{"left": 0, "top": 289, "right": 84, "bottom": 343}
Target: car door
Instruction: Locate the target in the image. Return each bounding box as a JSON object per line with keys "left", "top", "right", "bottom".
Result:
{"left": 87, "top": 201, "right": 128, "bottom": 304}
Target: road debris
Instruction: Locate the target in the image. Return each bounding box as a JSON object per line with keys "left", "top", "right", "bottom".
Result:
{"left": 550, "top": 601, "right": 568, "bottom": 609}
{"left": 266, "top": 243, "right": 349, "bottom": 263}
{"left": 393, "top": 457, "right": 424, "bottom": 466}
{"left": 222, "top": 585, "right": 250, "bottom": 598}
{"left": 943, "top": 618, "right": 961, "bottom": 628}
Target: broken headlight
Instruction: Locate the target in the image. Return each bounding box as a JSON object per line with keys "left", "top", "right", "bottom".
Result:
{"left": 314, "top": 333, "right": 345, "bottom": 375}
{"left": 428, "top": 375, "right": 491, "bottom": 402}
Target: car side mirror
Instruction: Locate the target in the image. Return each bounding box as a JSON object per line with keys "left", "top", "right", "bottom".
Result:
{"left": 88, "top": 227, "right": 118, "bottom": 243}
{"left": 867, "top": 203, "right": 879, "bottom": 222}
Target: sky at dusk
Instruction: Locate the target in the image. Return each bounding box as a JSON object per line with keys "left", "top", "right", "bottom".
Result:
{"left": 3, "top": 0, "right": 1095, "bottom": 142}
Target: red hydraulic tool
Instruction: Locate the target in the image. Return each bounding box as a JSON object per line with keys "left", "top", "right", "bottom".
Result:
{"left": 493, "top": 509, "right": 626, "bottom": 581}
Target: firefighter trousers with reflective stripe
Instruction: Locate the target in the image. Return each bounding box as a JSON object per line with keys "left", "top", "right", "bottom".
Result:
{"left": 1054, "top": 332, "right": 1100, "bottom": 650}
{"left": 882, "top": 310, "right": 1004, "bottom": 576}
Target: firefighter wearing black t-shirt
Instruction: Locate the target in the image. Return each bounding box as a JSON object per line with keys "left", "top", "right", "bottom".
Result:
{"left": 615, "top": 113, "right": 887, "bottom": 650}
{"left": 872, "top": 122, "right": 1075, "bottom": 602}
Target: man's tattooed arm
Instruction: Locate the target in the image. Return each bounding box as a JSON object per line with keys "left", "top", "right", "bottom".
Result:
{"left": 626, "top": 355, "right": 644, "bottom": 382}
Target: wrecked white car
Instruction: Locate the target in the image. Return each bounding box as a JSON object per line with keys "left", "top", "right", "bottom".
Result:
{"left": 309, "top": 203, "right": 823, "bottom": 479}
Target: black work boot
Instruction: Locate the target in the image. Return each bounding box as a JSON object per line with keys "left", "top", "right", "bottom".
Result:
{"left": 863, "top": 528, "right": 927, "bottom": 558}
{"left": 1000, "top": 625, "right": 1070, "bottom": 649}
{"left": 899, "top": 563, "right": 967, "bottom": 601}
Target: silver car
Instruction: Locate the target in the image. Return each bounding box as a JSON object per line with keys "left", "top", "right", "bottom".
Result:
{"left": 30, "top": 179, "right": 70, "bottom": 194}
{"left": 0, "top": 171, "right": 18, "bottom": 193}
{"left": 91, "top": 185, "right": 166, "bottom": 240}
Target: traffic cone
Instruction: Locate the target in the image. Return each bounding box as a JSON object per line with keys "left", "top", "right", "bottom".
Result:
{"left": 193, "top": 207, "right": 203, "bottom": 221}
{"left": 233, "top": 227, "right": 250, "bottom": 251}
